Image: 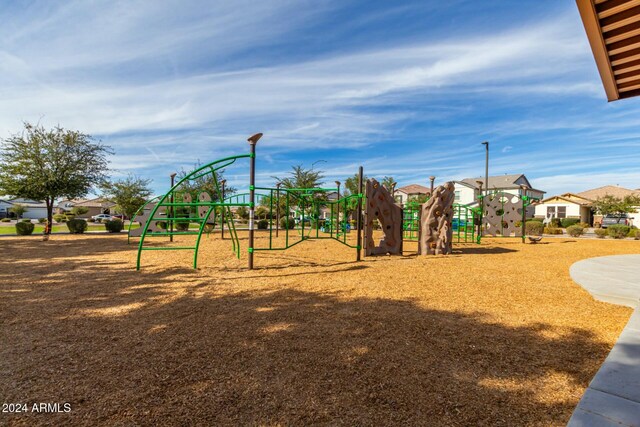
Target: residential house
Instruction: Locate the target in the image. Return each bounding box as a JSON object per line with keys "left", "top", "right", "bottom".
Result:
{"left": 0, "top": 199, "right": 13, "bottom": 219}
{"left": 0, "top": 198, "right": 48, "bottom": 219}
{"left": 451, "top": 175, "right": 545, "bottom": 219}
{"left": 534, "top": 185, "right": 640, "bottom": 226}
{"left": 394, "top": 184, "right": 431, "bottom": 205}
{"left": 57, "top": 197, "right": 116, "bottom": 218}
{"left": 453, "top": 174, "right": 545, "bottom": 207}
{"left": 533, "top": 194, "right": 594, "bottom": 224}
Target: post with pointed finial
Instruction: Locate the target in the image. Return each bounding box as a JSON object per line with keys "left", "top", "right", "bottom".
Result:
{"left": 429, "top": 176, "right": 435, "bottom": 198}
{"left": 275, "top": 182, "right": 281, "bottom": 238}
{"left": 481, "top": 141, "right": 489, "bottom": 198}
{"left": 356, "top": 166, "right": 363, "bottom": 261}
{"left": 247, "top": 133, "right": 262, "bottom": 270}
{"left": 391, "top": 182, "right": 397, "bottom": 203}
{"left": 220, "top": 179, "right": 226, "bottom": 239}
{"left": 169, "top": 173, "right": 177, "bottom": 242}
{"left": 335, "top": 180, "right": 341, "bottom": 236}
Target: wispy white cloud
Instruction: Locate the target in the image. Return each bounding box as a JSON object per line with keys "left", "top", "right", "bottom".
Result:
{"left": 2, "top": 1, "right": 639, "bottom": 196}
{"left": 533, "top": 172, "right": 640, "bottom": 196}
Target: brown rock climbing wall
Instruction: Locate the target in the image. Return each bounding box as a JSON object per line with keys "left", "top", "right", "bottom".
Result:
{"left": 482, "top": 192, "right": 523, "bottom": 237}
{"left": 364, "top": 178, "right": 403, "bottom": 256}
{"left": 418, "top": 182, "right": 455, "bottom": 255}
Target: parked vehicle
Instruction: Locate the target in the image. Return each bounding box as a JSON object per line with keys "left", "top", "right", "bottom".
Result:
{"left": 601, "top": 214, "right": 629, "bottom": 228}
{"left": 91, "top": 214, "right": 113, "bottom": 221}
{"left": 112, "top": 214, "right": 126, "bottom": 220}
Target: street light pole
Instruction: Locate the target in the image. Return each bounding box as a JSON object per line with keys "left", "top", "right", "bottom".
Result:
{"left": 476, "top": 180, "right": 484, "bottom": 242}
{"left": 220, "top": 179, "right": 226, "bottom": 239}
{"left": 482, "top": 141, "right": 489, "bottom": 197}
{"left": 312, "top": 160, "right": 327, "bottom": 170}
{"left": 429, "top": 176, "right": 436, "bottom": 197}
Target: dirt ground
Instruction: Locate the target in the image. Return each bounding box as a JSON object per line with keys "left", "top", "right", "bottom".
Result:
{"left": 0, "top": 232, "right": 638, "bottom": 426}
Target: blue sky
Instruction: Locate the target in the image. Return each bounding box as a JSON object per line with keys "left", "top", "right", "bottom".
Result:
{"left": 2, "top": 0, "right": 640, "bottom": 196}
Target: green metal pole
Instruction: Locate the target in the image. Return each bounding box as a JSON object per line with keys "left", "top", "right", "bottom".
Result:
{"left": 476, "top": 181, "right": 484, "bottom": 244}
{"left": 301, "top": 197, "right": 305, "bottom": 240}
{"left": 220, "top": 179, "right": 226, "bottom": 239}
{"left": 269, "top": 188, "right": 273, "bottom": 249}
{"left": 335, "top": 181, "right": 341, "bottom": 238}
{"left": 169, "top": 173, "right": 176, "bottom": 242}
{"left": 247, "top": 133, "right": 262, "bottom": 270}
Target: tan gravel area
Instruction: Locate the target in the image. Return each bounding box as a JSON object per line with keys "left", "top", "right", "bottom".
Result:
{"left": 0, "top": 232, "right": 638, "bottom": 426}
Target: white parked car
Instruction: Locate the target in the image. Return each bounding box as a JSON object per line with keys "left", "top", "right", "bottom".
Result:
{"left": 91, "top": 214, "right": 112, "bottom": 221}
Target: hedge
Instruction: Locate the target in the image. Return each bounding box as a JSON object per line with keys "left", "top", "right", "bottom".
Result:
{"left": 257, "top": 219, "right": 269, "bottom": 229}
{"left": 560, "top": 218, "right": 580, "bottom": 228}
{"left": 15, "top": 222, "right": 35, "bottom": 235}
{"left": 525, "top": 220, "right": 543, "bottom": 236}
{"left": 104, "top": 219, "right": 124, "bottom": 233}
{"left": 66, "top": 219, "right": 88, "bottom": 234}
{"left": 280, "top": 217, "right": 296, "bottom": 230}
{"left": 566, "top": 225, "right": 584, "bottom": 237}
{"left": 594, "top": 229, "right": 607, "bottom": 238}
{"left": 608, "top": 224, "right": 630, "bottom": 239}
{"left": 544, "top": 227, "right": 563, "bottom": 235}
{"left": 175, "top": 221, "right": 190, "bottom": 232}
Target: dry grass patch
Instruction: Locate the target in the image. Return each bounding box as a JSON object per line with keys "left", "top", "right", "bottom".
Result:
{"left": 0, "top": 233, "right": 637, "bottom": 426}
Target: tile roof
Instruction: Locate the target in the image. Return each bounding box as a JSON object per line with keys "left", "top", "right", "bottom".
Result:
{"left": 73, "top": 198, "right": 116, "bottom": 208}
{"left": 460, "top": 174, "right": 525, "bottom": 189}
{"left": 577, "top": 185, "right": 640, "bottom": 200}
{"left": 396, "top": 184, "right": 430, "bottom": 194}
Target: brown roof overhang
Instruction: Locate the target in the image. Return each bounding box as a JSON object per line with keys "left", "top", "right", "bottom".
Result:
{"left": 577, "top": 0, "right": 640, "bottom": 101}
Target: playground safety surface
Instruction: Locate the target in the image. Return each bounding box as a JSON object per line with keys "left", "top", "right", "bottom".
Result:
{"left": 1, "top": 233, "right": 638, "bottom": 426}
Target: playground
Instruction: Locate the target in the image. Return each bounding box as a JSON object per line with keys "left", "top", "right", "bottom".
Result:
{"left": 1, "top": 232, "right": 638, "bottom": 425}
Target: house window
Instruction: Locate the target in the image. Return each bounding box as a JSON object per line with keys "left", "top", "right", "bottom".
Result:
{"left": 454, "top": 191, "right": 460, "bottom": 201}
{"left": 557, "top": 206, "right": 566, "bottom": 218}
{"left": 547, "top": 206, "right": 555, "bottom": 217}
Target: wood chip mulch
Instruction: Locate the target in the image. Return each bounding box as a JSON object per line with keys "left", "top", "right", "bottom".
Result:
{"left": 0, "top": 233, "right": 637, "bottom": 426}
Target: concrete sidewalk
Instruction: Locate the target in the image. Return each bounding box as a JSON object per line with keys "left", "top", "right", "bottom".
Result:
{"left": 568, "top": 255, "right": 640, "bottom": 427}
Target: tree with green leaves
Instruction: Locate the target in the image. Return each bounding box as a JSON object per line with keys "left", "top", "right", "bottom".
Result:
{"left": 343, "top": 172, "right": 368, "bottom": 197}
{"left": 274, "top": 165, "right": 325, "bottom": 190}
{"left": 342, "top": 172, "right": 368, "bottom": 221}
{"left": 175, "top": 161, "right": 236, "bottom": 201}
{"left": 101, "top": 175, "right": 153, "bottom": 219}
{"left": 9, "top": 203, "right": 27, "bottom": 219}
{"left": 592, "top": 194, "right": 640, "bottom": 217}
{"left": 0, "top": 122, "right": 112, "bottom": 233}
{"left": 236, "top": 206, "right": 249, "bottom": 220}
{"left": 71, "top": 206, "right": 89, "bottom": 216}
{"left": 381, "top": 176, "right": 395, "bottom": 192}
{"left": 270, "top": 164, "right": 327, "bottom": 219}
